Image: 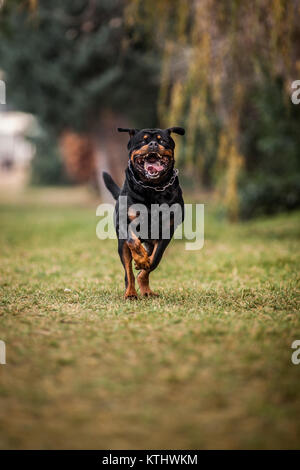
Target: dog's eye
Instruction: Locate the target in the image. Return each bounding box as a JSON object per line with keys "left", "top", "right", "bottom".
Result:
{"left": 157, "top": 135, "right": 161, "bottom": 140}
{"left": 143, "top": 135, "right": 148, "bottom": 140}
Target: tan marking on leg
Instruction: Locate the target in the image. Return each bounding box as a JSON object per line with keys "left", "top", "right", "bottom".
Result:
{"left": 137, "top": 241, "right": 159, "bottom": 297}
{"left": 137, "top": 270, "right": 158, "bottom": 297}
{"left": 127, "top": 234, "right": 150, "bottom": 271}
{"left": 122, "top": 243, "right": 138, "bottom": 299}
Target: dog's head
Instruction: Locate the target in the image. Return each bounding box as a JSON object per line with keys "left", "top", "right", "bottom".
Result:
{"left": 118, "top": 127, "right": 185, "bottom": 182}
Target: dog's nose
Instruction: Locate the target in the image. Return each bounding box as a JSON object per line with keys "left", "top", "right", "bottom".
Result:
{"left": 148, "top": 141, "right": 158, "bottom": 151}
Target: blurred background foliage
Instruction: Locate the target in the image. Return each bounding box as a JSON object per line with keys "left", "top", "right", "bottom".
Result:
{"left": 0, "top": 0, "right": 300, "bottom": 219}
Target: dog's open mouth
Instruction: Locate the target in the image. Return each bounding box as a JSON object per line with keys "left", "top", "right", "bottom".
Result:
{"left": 135, "top": 153, "right": 169, "bottom": 179}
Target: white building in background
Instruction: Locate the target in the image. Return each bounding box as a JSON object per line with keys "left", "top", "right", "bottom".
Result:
{"left": 0, "top": 111, "right": 36, "bottom": 170}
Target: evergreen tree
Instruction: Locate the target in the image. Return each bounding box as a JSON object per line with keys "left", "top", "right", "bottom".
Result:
{"left": 0, "top": 0, "right": 160, "bottom": 191}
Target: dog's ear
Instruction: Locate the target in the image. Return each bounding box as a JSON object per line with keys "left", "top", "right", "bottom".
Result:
{"left": 166, "top": 126, "right": 185, "bottom": 136}
{"left": 117, "top": 128, "right": 139, "bottom": 137}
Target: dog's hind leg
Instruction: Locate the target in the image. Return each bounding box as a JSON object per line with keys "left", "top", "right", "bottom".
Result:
{"left": 118, "top": 240, "right": 138, "bottom": 299}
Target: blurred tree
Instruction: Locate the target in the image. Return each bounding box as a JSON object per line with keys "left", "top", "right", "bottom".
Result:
{"left": 0, "top": 0, "right": 160, "bottom": 194}
{"left": 128, "top": 0, "right": 300, "bottom": 219}
{"left": 30, "top": 129, "right": 71, "bottom": 186}
{"left": 239, "top": 76, "right": 300, "bottom": 218}
{"left": 1, "top": 0, "right": 300, "bottom": 217}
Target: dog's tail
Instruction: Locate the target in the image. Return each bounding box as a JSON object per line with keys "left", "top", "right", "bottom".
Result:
{"left": 102, "top": 172, "right": 120, "bottom": 200}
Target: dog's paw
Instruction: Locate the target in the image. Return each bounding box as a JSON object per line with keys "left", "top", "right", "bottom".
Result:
{"left": 141, "top": 290, "right": 158, "bottom": 297}
{"left": 125, "top": 289, "right": 138, "bottom": 300}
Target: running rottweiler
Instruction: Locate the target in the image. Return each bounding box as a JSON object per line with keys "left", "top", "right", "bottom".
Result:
{"left": 103, "top": 126, "right": 185, "bottom": 299}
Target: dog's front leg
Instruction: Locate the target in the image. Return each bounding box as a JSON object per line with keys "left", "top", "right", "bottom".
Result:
{"left": 137, "top": 239, "right": 159, "bottom": 297}
{"left": 137, "top": 240, "right": 169, "bottom": 297}
{"left": 137, "top": 269, "right": 158, "bottom": 297}
{"left": 126, "top": 208, "right": 150, "bottom": 271}
{"left": 127, "top": 237, "right": 150, "bottom": 271}
{"left": 118, "top": 240, "right": 138, "bottom": 299}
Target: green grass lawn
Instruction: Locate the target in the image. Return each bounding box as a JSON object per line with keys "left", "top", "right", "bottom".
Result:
{"left": 0, "top": 188, "right": 300, "bottom": 449}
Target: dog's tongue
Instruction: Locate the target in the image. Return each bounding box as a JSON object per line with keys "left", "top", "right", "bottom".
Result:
{"left": 145, "top": 161, "right": 164, "bottom": 173}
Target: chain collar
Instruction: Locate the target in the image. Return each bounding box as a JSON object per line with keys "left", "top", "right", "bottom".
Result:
{"left": 128, "top": 162, "right": 179, "bottom": 192}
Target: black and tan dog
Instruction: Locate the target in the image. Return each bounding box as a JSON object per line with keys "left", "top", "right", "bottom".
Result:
{"left": 103, "top": 126, "right": 185, "bottom": 299}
